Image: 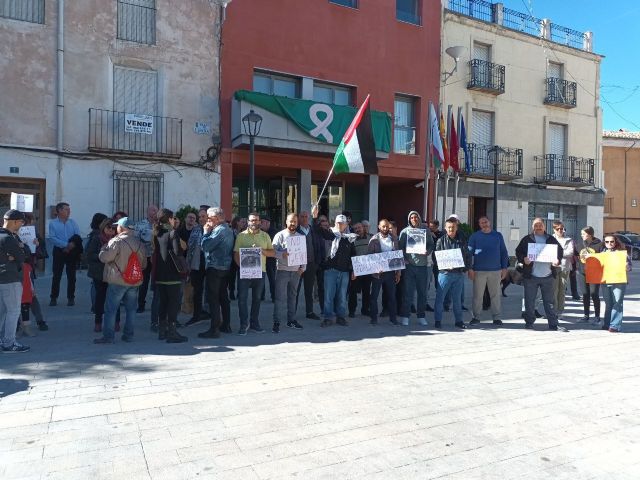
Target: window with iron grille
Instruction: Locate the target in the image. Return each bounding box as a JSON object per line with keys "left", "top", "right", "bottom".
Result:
{"left": 1, "top": 0, "right": 45, "bottom": 24}
{"left": 117, "top": 0, "right": 156, "bottom": 45}
{"left": 394, "top": 95, "right": 416, "bottom": 155}
{"left": 113, "top": 170, "right": 164, "bottom": 223}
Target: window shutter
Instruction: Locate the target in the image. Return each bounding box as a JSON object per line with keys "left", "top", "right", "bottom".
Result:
{"left": 473, "top": 43, "right": 490, "bottom": 62}
{"left": 114, "top": 67, "right": 158, "bottom": 115}
{"left": 549, "top": 123, "right": 566, "bottom": 156}
{"left": 472, "top": 110, "right": 493, "bottom": 146}
{"left": 548, "top": 62, "right": 562, "bottom": 79}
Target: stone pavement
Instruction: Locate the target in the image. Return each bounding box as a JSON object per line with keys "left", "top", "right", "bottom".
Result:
{"left": 1, "top": 267, "right": 640, "bottom": 480}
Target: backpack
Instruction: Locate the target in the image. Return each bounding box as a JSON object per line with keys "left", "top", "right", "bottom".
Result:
{"left": 118, "top": 239, "right": 143, "bottom": 285}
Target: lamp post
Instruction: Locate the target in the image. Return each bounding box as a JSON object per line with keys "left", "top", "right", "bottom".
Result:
{"left": 242, "top": 109, "right": 262, "bottom": 212}
{"left": 488, "top": 145, "right": 505, "bottom": 228}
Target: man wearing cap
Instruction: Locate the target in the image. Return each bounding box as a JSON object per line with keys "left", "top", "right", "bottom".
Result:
{"left": 95, "top": 217, "right": 147, "bottom": 344}
{"left": 0, "top": 210, "right": 30, "bottom": 353}
{"left": 48, "top": 202, "right": 81, "bottom": 306}
{"left": 312, "top": 207, "right": 356, "bottom": 327}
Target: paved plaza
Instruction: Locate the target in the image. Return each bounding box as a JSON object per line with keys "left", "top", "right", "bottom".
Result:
{"left": 1, "top": 267, "right": 640, "bottom": 479}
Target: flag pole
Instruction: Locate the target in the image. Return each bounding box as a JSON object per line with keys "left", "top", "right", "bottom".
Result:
{"left": 314, "top": 164, "right": 335, "bottom": 212}
{"left": 441, "top": 104, "right": 452, "bottom": 221}
{"left": 433, "top": 169, "right": 440, "bottom": 220}
{"left": 452, "top": 106, "right": 462, "bottom": 214}
{"left": 423, "top": 101, "right": 433, "bottom": 221}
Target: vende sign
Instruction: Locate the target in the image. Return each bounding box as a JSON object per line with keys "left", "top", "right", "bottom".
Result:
{"left": 125, "top": 113, "right": 154, "bottom": 135}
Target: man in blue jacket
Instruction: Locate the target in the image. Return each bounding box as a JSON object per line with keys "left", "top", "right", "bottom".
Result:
{"left": 467, "top": 216, "right": 509, "bottom": 325}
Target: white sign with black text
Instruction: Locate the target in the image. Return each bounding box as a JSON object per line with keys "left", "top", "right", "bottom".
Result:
{"left": 286, "top": 235, "right": 307, "bottom": 267}
{"left": 125, "top": 113, "right": 154, "bottom": 135}
{"left": 527, "top": 243, "right": 558, "bottom": 263}
{"left": 18, "top": 226, "right": 37, "bottom": 254}
{"left": 434, "top": 248, "right": 465, "bottom": 270}
{"left": 352, "top": 250, "right": 405, "bottom": 277}
{"left": 239, "top": 248, "right": 263, "bottom": 279}
{"left": 10, "top": 192, "right": 34, "bottom": 212}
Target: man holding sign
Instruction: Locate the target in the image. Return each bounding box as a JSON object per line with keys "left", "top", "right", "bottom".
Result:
{"left": 434, "top": 219, "right": 471, "bottom": 329}
{"left": 515, "top": 218, "right": 564, "bottom": 330}
{"left": 233, "top": 212, "right": 275, "bottom": 335}
{"left": 271, "top": 213, "right": 306, "bottom": 333}
{"left": 368, "top": 219, "right": 401, "bottom": 326}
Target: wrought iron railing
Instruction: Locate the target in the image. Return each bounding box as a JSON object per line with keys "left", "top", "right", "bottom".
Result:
{"left": 550, "top": 23, "right": 586, "bottom": 50}
{"left": 0, "top": 0, "right": 44, "bottom": 23}
{"left": 534, "top": 154, "right": 594, "bottom": 186}
{"left": 117, "top": 0, "right": 156, "bottom": 45}
{"left": 544, "top": 77, "right": 577, "bottom": 108}
{"left": 468, "top": 59, "right": 505, "bottom": 94}
{"left": 463, "top": 143, "right": 523, "bottom": 178}
{"left": 447, "top": 0, "right": 493, "bottom": 22}
{"left": 502, "top": 7, "right": 541, "bottom": 36}
{"left": 88, "top": 108, "right": 182, "bottom": 158}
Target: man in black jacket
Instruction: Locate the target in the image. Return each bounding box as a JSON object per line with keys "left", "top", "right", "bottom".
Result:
{"left": 312, "top": 207, "right": 356, "bottom": 327}
{"left": 0, "top": 209, "right": 30, "bottom": 353}
{"left": 434, "top": 218, "right": 472, "bottom": 329}
{"left": 296, "top": 210, "right": 324, "bottom": 320}
{"left": 515, "top": 217, "right": 564, "bottom": 330}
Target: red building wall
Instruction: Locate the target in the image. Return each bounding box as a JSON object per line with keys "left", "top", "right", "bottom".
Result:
{"left": 220, "top": 0, "right": 441, "bottom": 221}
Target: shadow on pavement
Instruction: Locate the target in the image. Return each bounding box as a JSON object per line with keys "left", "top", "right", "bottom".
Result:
{"left": 0, "top": 378, "right": 29, "bottom": 398}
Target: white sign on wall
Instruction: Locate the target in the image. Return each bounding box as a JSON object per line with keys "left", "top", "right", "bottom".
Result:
{"left": 125, "top": 113, "right": 154, "bottom": 135}
{"left": 10, "top": 192, "right": 34, "bottom": 212}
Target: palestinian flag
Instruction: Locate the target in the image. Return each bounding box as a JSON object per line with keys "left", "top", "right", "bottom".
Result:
{"left": 333, "top": 95, "right": 378, "bottom": 174}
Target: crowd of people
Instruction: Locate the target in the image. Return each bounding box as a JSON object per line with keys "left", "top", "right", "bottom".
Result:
{"left": 0, "top": 201, "right": 633, "bottom": 353}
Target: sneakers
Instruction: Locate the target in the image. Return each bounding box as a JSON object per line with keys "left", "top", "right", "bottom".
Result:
{"left": 549, "top": 325, "right": 568, "bottom": 332}
{"left": 198, "top": 329, "right": 220, "bottom": 339}
{"left": 220, "top": 325, "right": 233, "bottom": 334}
{"left": 185, "top": 317, "right": 204, "bottom": 327}
{"left": 37, "top": 321, "right": 49, "bottom": 331}
{"left": 455, "top": 322, "right": 467, "bottom": 330}
{"left": 492, "top": 319, "right": 503, "bottom": 326}
{"left": 287, "top": 320, "right": 303, "bottom": 329}
{"left": 2, "top": 342, "right": 30, "bottom": 353}
{"left": 592, "top": 317, "right": 602, "bottom": 326}
{"left": 524, "top": 323, "right": 534, "bottom": 330}
{"left": 249, "top": 326, "right": 265, "bottom": 334}
{"left": 93, "top": 337, "right": 115, "bottom": 344}
{"left": 237, "top": 325, "right": 249, "bottom": 336}
{"left": 389, "top": 319, "right": 400, "bottom": 326}
{"left": 578, "top": 316, "right": 590, "bottom": 323}
{"left": 272, "top": 322, "right": 280, "bottom": 333}
{"left": 336, "top": 317, "right": 349, "bottom": 326}
{"left": 399, "top": 317, "right": 409, "bottom": 326}
{"left": 469, "top": 318, "right": 481, "bottom": 325}
{"left": 417, "top": 318, "right": 428, "bottom": 326}
{"left": 67, "top": 298, "right": 75, "bottom": 306}
{"left": 49, "top": 299, "right": 57, "bottom": 307}
{"left": 426, "top": 304, "right": 434, "bottom": 312}
{"left": 609, "top": 327, "right": 619, "bottom": 333}
{"left": 306, "top": 312, "right": 320, "bottom": 320}
{"left": 320, "top": 319, "right": 333, "bottom": 328}
{"left": 434, "top": 321, "right": 442, "bottom": 329}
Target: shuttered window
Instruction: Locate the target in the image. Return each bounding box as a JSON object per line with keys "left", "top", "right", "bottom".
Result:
{"left": 0, "top": 0, "right": 44, "bottom": 23}
{"left": 472, "top": 110, "right": 493, "bottom": 146}
{"left": 473, "top": 42, "right": 490, "bottom": 62}
{"left": 117, "top": 0, "right": 156, "bottom": 45}
{"left": 548, "top": 123, "right": 566, "bottom": 156}
{"left": 548, "top": 62, "right": 563, "bottom": 79}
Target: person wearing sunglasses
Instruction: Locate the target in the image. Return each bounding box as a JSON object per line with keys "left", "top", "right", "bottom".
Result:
{"left": 552, "top": 221, "right": 576, "bottom": 318}
{"left": 600, "top": 235, "right": 632, "bottom": 332}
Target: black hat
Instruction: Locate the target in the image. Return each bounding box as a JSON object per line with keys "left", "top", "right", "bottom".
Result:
{"left": 3, "top": 209, "right": 25, "bottom": 221}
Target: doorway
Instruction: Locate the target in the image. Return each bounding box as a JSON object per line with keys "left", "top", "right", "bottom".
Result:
{"left": 0, "top": 177, "right": 46, "bottom": 235}
{"left": 469, "top": 196, "right": 488, "bottom": 231}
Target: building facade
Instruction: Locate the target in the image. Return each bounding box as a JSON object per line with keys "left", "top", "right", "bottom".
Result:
{"left": 0, "top": 0, "right": 225, "bottom": 235}
{"left": 219, "top": 0, "right": 441, "bottom": 229}
{"left": 440, "top": 0, "right": 604, "bottom": 250}
{"left": 602, "top": 130, "right": 640, "bottom": 234}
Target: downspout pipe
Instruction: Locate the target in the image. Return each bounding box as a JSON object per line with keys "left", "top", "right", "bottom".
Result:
{"left": 56, "top": 0, "right": 64, "bottom": 201}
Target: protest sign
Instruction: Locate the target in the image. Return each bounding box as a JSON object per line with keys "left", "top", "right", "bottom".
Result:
{"left": 239, "top": 248, "right": 262, "bottom": 279}
{"left": 352, "top": 250, "right": 405, "bottom": 277}
{"left": 405, "top": 228, "right": 427, "bottom": 254}
{"left": 10, "top": 192, "right": 34, "bottom": 212}
{"left": 434, "top": 248, "right": 465, "bottom": 270}
{"left": 18, "top": 226, "right": 37, "bottom": 253}
{"left": 585, "top": 251, "right": 628, "bottom": 284}
{"left": 286, "top": 235, "right": 307, "bottom": 267}
{"left": 527, "top": 243, "right": 558, "bottom": 263}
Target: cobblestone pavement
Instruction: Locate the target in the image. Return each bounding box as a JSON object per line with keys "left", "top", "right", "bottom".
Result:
{"left": 1, "top": 266, "right": 639, "bottom": 479}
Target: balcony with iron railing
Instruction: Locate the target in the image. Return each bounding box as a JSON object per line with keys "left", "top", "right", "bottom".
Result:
{"left": 467, "top": 59, "right": 505, "bottom": 95}
{"left": 534, "top": 154, "right": 595, "bottom": 186}
{"left": 544, "top": 77, "right": 577, "bottom": 108}
{"left": 88, "top": 108, "right": 182, "bottom": 158}
{"left": 462, "top": 143, "right": 523, "bottom": 179}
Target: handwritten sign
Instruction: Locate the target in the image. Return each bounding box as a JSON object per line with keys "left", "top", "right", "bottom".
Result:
{"left": 585, "top": 251, "right": 628, "bottom": 284}
{"left": 527, "top": 243, "right": 558, "bottom": 263}
{"left": 11, "top": 192, "right": 34, "bottom": 212}
{"left": 352, "top": 250, "right": 405, "bottom": 277}
{"left": 434, "top": 248, "right": 465, "bottom": 270}
{"left": 18, "top": 226, "right": 37, "bottom": 253}
{"left": 286, "top": 235, "right": 307, "bottom": 267}
{"left": 405, "top": 228, "right": 427, "bottom": 254}
{"left": 239, "top": 248, "right": 262, "bottom": 279}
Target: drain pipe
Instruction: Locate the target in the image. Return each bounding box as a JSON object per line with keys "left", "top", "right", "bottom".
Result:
{"left": 55, "top": 0, "right": 64, "bottom": 202}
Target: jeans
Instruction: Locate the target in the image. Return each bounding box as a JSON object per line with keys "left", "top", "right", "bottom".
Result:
{"left": 435, "top": 272, "right": 464, "bottom": 324}
{"left": 206, "top": 268, "right": 230, "bottom": 331}
{"left": 0, "top": 282, "right": 22, "bottom": 347}
{"left": 400, "top": 264, "right": 429, "bottom": 319}
{"left": 348, "top": 274, "right": 371, "bottom": 315}
{"left": 103, "top": 284, "right": 138, "bottom": 341}
{"left": 274, "top": 270, "right": 301, "bottom": 323}
{"left": 472, "top": 270, "right": 502, "bottom": 320}
{"left": 523, "top": 275, "right": 558, "bottom": 327}
{"left": 370, "top": 272, "right": 397, "bottom": 322}
{"left": 323, "top": 268, "right": 349, "bottom": 320}
{"left": 602, "top": 284, "right": 626, "bottom": 331}
{"left": 50, "top": 247, "right": 77, "bottom": 300}
{"left": 238, "top": 274, "right": 265, "bottom": 329}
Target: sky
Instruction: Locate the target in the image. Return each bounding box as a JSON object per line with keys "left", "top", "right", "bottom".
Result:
{"left": 499, "top": 0, "right": 640, "bottom": 132}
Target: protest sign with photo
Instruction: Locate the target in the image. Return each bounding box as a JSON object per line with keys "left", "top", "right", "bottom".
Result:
{"left": 405, "top": 228, "right": 427, "bottom": 254}
{"left": 434, "top": 248, "right": 465, "bottom": 270}
{"left": 239, "top": 248, "right": 262, "bottom": 279}
{"left": 352, "top": 250, "right": 405, "bottom": 277}
{"left": 286, "top": 235, "right": 307, "bottom": 267}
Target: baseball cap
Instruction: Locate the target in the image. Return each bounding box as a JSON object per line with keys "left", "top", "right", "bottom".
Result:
{"left": 3, "top": 209, "right": 25, "bottom": 221}
{"left": 447, "top": 214, "right": 460, "bottom": 222}
{"left": 113, "top": 216, "right": 136, "bottom": 229}
{"left": 335, "top": 214, "right": 348, "bottom": 223}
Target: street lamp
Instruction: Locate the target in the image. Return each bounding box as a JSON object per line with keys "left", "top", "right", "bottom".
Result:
{"left": 242, "top": 109, "right": 262, "bottom": 212}
{"left": 488, "top": 145, "right": 505, "bottom": 228}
